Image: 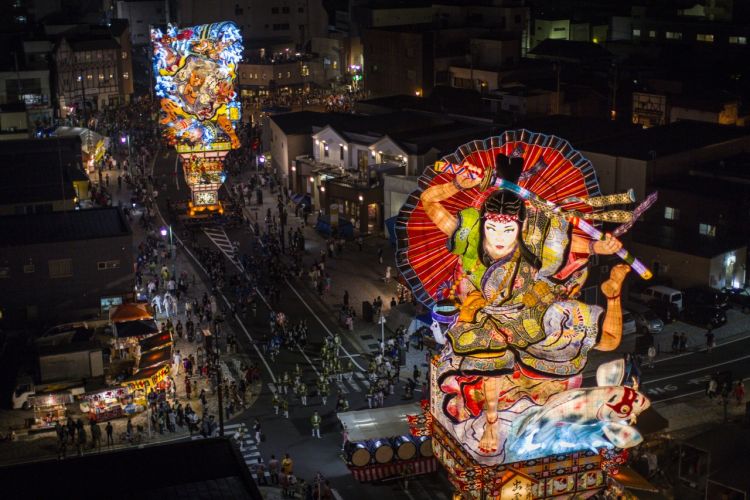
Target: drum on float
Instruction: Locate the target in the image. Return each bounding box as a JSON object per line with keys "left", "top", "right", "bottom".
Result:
{"left": 392, "top": 435, "right": 417, "bottom": 461}
{"left": 371, "top": 439, "right": 394, "bottom": 463}
{"left": 416, "top": 436, "right": 433, "bottom": 457}
{"left": 345, "top": 441, "right": 372, "bottom": 467}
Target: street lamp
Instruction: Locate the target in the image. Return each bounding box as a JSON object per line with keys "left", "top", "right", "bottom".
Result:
{"left": 378, "top": 315, "right": 386, "bottom": 355}
{"left": 161, "top": 226, "right": 175, "bottom": 278}
{"left": 121, "top": 134, "right": 131, "bottom": 170}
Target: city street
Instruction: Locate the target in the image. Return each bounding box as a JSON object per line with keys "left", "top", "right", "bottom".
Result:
{"left": 151, "top": 149, "right": 454, "bottom": 499}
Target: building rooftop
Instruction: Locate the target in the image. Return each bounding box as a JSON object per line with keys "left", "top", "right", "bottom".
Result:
{"left": 581, "top": 120, "right": 750, "bottom": 161}
{"left": 681, "top": 424, "right": 750, "bottom": 495}
{"left": 270, "top": 111, "right": 351, "bottom": 135}
{"left": 0, "top": 164, "right": 77, "bottom": 205}
{"left": 632, "top": 223, "right": 746, "bottom": 258}
{"left": 528, "top": 39, "right": 613, "bottom": 63}
{"left": 0, "top": 207, "right": 131, "bottom": 247}
{"left": 0, "top": 437, "right": 262, "bottom": 500}
{"left": 514, "top": 114, "right": 639, "bottom": 147}
{"left": 67, "top": 36, "right": 120, "bottom": 52}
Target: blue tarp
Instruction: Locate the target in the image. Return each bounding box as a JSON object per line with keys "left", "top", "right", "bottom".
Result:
{"left": 291, "top": 193, "right": 311, "bottom": 207}
{"left": 315, "top": 215, "right": 354, "bottom": 239}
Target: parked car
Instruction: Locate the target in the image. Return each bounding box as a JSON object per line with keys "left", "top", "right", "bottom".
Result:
{"left": 682, "top": 305, "right": 727, "bottom": 329}
{"left": 684, "top": 286, "right": 729, "bottom": 311}
{"left": 637, "top": 285, "right": 684, "bottom": 313}
{"left": 626, "top": 303, "right": 665, "bottom": 334}
{"left": 722, "top": 287, "right": 750, "bottom": 312}
{"left": 646, "top": 299, "right": 679, "bottom": 324}
{"left": 622, "top": 311, "right": 637, "bottom": 335}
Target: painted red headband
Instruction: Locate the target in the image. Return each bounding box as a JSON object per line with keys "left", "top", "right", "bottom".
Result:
{"left": 485, "top": 213, "right": 518, "bottom": 223}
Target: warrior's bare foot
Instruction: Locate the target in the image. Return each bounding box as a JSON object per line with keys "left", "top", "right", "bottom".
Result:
{"left": 478, "top": 416, "right": 499, "bottom": 453}
{"left": 601, "top": 264, "right": 629, "bottom": 299}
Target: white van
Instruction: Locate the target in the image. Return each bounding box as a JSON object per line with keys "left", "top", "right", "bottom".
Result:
{"left": 638, "top": 286, "right": 684, "bottom": 313}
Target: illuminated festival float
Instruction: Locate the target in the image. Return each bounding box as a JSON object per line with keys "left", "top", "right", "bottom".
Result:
{"left": 151, "top": 22, "right": 243, "bottom": 216}
{"left": 397, "top": 130, "right": 657, "bottom": 499}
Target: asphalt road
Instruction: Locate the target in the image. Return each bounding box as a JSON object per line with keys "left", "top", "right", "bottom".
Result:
{"left": 152, "top": 150, "right": 453, "bottom": 500}
{"left": 637, "top": 335, "right": 750, "bottom": 403}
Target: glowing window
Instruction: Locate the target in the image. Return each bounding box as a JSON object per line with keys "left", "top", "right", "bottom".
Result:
{"left": 699, "top": 223, "right": 716, "bottom": 237}
{"left": 664, "top": 207, "right": 679, "bottom": 220}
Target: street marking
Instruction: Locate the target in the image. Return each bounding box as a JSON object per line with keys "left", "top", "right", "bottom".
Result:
{"left": 642, "top": 353, "right": 750, "bottom": 385}
{"left": 149, "top": 170, "right": 277, "bottom": 384}
{"left": 347, "top": 377, "right": 362, "bottom": 392}
{"left": 355, "top": 371, "right": 366, "bottom": 380}
{"left": 336, "top": 380, "right": 349, "bottom": 395}
{"left": 652, "top": 389, "right": 705, "bottom": 404}
{"left": 268, "top": 383, "right": 277, "bottom": 394}
{"left": 583, "top": 332, "right": 750, "bottom": 379}
{"left": 223, "top": 423, "right": 242, "bottom": 431}
{"left": 203, "top": 226, "right": 238, "bottom": 263}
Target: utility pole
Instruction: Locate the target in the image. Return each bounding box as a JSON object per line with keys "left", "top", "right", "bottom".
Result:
{"left": 555, "top": 62, "right": 561, "bottom": 114}
{"left": 205, "top": 328, "right": 225, "bottom": 437}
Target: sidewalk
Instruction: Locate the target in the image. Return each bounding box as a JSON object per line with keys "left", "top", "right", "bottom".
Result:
{"left": 0, "top": 159, "right": 262, "bottom": 467}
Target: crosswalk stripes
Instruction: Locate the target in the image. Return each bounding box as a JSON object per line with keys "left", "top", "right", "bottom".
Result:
{"left": 203, "top": 226, "right": 238, "bottom": 263}
{"left": 335, "top": 379, "right": 349, "bottom": 395}
{"left": 346, "top": 376, "right": 362, "bottom": 392}
{"left": 267, "top": 382, "right": 277, "bottom": 394}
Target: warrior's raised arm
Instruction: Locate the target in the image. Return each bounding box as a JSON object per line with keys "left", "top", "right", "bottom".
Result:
{"left": 420, "top": 162, "right": 483, "bottom": 236}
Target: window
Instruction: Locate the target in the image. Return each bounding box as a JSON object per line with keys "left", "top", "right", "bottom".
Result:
{"left": 0, "top": 267, "right": 9, "bottom": 278}
{"left": 632, "top": 29, "right": 641, "bottom": 37}
{"left": 697, "top": 33, "right": 714, "bottom": 42}
{"left": 286, "top": 71, "right": 291, "bottom": 78}
{"left": 552, "top": 27, "right": 566, "bottom": 32}
{"left": 97, "top": 260, "right": 121, "bottom": 270}
{"left": 665, "top": 31, "right": 682, "bottom": 40}
{"left": 123, "top": 72, "right": 129, "bottom": 79}
{"left": 324, "top": 144, "right": 329, "bottom": 158}
{"left": 649, "top": 30, "right": 656, "bottom": 38}
{"left": 271, "top": 7, "right": 278, "bottom": 14}
{"left": 282, "top": 6, "right": 289, "bottom": 13}
{"left": 729, "top": 36, "right": 748, "bottom": 45}
{"left": 48, "top": 258, "right": 72, "bottom": 278}
{"left": 664, "top": 207, "right": 680, "bottom": 220}
{"left": 298, "top": 7, "right": 304, "bottom": 13}
{"left": 122, "top": 51, "right": 127, "bottom": 59}
{"left": 23, "top": 263, "right": 35, "bottom": 274}
{"left": 339, "top": 145, "right": 344, "bottom": 160}
{"left": 277, "top": 72, "right": 282, "bottom": 79}
{"left": 699, "top": 223, "right": 716, "bottom": 237}
{"left": 301, "top": 65, "right": 309, "bottom": 76}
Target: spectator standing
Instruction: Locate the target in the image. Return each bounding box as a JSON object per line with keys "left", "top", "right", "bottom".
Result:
{"left": 647, "top": 344, "right": 656, "bottom": 368}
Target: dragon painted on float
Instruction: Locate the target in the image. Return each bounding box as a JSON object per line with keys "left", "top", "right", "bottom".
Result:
{"left": 396, "top": 130, "right": 656, "bottom": 467}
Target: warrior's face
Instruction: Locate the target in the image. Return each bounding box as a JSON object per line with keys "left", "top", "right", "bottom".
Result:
{"left": 483, "top": 219, "right": 518, "bottom": 260}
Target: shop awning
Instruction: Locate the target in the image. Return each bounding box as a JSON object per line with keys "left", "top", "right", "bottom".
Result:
{"left": 121, "top": 363, "right": 171, "bottom": 392}
{"left": 636, "top": 407, "right": 669, "bottom": 435}
{"left": 139, "top": 331, "right": 173, "bottom": 353}
{"left": 138, "top": 345, "right": 172, "bottom": 370}
{"left": 612, "top": 466, "right": 660, "bottom": 493}
{"left": 115, "top": 319, "right": 159, "bottom": 339}
{"left": 110, "top": 303, "right": 154, "bottom": 323}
